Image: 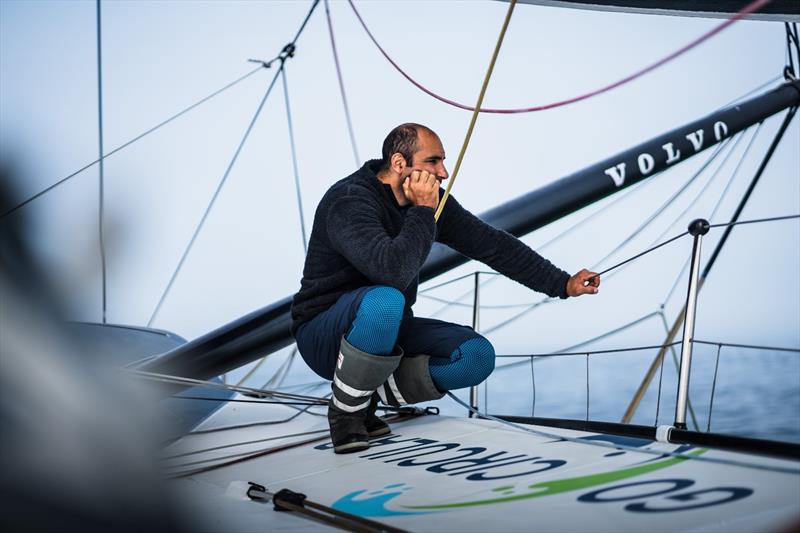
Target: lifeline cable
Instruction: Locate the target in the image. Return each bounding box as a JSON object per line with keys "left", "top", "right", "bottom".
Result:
{"left": 446, "top": 392, "right": 800, "bottom": 475}
{"left": 693, "top": 339, "right": 800, "bottom": 353}
{"left": 348, "top": 0, "right": 773, "bottom": 114}
{"left": 493, "top": 312, "right": 667, "bottom": 370}
{"left": 434, "top": 0, "right": 517, "bottom": 221}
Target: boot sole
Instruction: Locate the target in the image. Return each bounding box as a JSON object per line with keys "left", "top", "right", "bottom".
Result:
{"left": 367, "top": 426, "right": 391, "bottom": 437}
{"left": 333, "top": 440, "right": 370, "bottom": 454}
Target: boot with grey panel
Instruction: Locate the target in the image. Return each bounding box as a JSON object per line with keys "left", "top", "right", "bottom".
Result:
{"left": 377, "top": 354, "right": 445, "bottom": 407}
{"left": 328, "top": 337, "right": 402, "bottom": 454}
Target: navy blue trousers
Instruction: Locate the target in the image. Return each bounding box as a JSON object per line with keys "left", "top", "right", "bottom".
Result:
{"left": 294, "top": 286, "right": 495, "bottom": 391}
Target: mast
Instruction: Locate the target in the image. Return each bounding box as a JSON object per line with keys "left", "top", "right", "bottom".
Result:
{"left": 141, "top": 80, "right": 800, "bottom": 381}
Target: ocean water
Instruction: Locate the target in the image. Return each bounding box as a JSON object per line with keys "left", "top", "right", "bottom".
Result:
{"left": 471, "top": 344, "right": 800, "bottom": 443}
{"left": 236, "top": 343, "right": 800, "bottom": 444}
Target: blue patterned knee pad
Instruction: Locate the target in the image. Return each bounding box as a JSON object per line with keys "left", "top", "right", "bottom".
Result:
{"left": 429, "top": 336, "right": 496, "bottom": 391}
{"left": 345, "top": 286, "right": 405, "bottom": 355}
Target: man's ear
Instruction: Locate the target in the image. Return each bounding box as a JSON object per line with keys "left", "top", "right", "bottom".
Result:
{"left": 391, "top": 153, "right": 407, "bottom": 174}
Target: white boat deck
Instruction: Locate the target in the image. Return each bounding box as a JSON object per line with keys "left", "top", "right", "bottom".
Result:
{"left": 166, "top": 396, "right": 800, "bottom": 532}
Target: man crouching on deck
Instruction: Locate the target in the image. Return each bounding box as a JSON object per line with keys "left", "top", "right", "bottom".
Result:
{"left": 291, "top": 123, "right": 599, "bottom": 454}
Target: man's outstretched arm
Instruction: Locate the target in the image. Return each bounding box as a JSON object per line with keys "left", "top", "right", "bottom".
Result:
{"left": 436, "top": 194, "right": 599, "bottom": 298}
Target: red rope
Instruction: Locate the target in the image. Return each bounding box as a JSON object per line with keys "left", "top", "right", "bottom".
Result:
{"left": 347, "top": 0, "right": 772, "bottom": 114}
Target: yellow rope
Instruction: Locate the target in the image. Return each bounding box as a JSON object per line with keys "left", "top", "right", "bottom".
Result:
{"left": 434, "top": 0, "right": 517, "bottom": 221}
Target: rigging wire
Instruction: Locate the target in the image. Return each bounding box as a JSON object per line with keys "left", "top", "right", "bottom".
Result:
{"left": 124, "top": 368, "right": 329, "bottom": 404}
{"left": 0, "top": 66, "right": 265, "bottom": 220}
{"left": 707, "top": 344, "right": 723, "bottom": 432}
{"left": 480, "top": 133, "right": 735, "bottom": 334}
{"left": 700, "top": 107, "right": 798, "bottom": 279}
{"left": 654, "top": 340, "right": 666, "bottom": 426}
{"left": 346, "top": 0, "right": 773, "bottom": 114}
{"left": 147, "top": 0, "right": 321, "bottom": 326}
{"left": 324, "top": 0, "right": 360, "bottom": 167}
{"left": 162, "top": 428, "right": 329, "bottom": 462}
{"left": 419, "top": 270, "right": 499, "bottom": 294}
{"left": 187, "top": 397, "right": 327, "bottom": 438}
{"left": 164, "top": 436, "right": 330, "bottom": 471}
{"left": 281, "top": 65, "right": 309, "bottom": 253}
{"left": 594, "top": 130, "right": 748, "bottom": 287}
{"left": 621, "top": 108, "right": 798, "bottom": 425}
{"left": 425, "top": 178, "right": 654, "bottom": 318}
{"left": 423, "top": 77, "right": 782, "bottom": 320}
{"left": 96, "top": 0, "right": 107, "bottom": 324}
{"left": 785, "top": 23, "right": 797, "bottom": 76}
{"left": 146, "top": 68, "right": 283, "bottom": 326}
{"left": 292, "top": 0, "right": 321, "bottom": 44}
{"left": 173, "top": 396, "right": 322, "bottom": 407}
{"left": 234, "top": 351, "right": 271, "bottom": 388}
{"left": 263, "top": 347, "right": 299, "bottom": 390}
{"left": 488, "top": 202, "right": 795, "bottom": 340}
{"left": 424, "top": 137, "right": 736, "bottom": 314}
{"left": 724, "top": 75, "right": 784, "bottom": 107}
{"left": 446, "top": 392, "right": 800, "bottom": 475}
{"left": 661, "top": 123, "right": 765, "bottom": 306}
{"left": 589, "top": 139, "right": 733, "bottom": 278}
{"left": 167, "top": 412, "right": 417, "bottom": 479}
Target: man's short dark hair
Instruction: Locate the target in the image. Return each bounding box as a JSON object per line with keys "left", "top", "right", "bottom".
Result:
{"left": 380, "top": 123, "right": 433, "bottom": 171}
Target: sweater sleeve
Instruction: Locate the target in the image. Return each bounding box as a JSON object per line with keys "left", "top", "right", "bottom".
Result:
{"left": 436, "top": 194, "right": 570, "bottom": 298}
{"left": 327, "top": 194, "right": 436, "bottom": 290}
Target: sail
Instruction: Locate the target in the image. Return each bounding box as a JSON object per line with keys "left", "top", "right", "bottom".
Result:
{"left": 505, "top": 1, "right": 800, "bottom": 22}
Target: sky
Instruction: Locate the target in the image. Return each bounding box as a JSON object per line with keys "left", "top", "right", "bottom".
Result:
{"left": 1, "top": 0, "right": 798, "bottom": 360}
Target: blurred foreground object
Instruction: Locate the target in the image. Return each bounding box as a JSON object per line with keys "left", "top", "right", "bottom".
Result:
{"left": 0, "top": 167, "right": 188, "bottom": 532}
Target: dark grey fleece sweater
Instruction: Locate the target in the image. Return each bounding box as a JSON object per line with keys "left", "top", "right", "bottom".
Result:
{"left": 290, "top": 160, "right": 570, "bottom": 334}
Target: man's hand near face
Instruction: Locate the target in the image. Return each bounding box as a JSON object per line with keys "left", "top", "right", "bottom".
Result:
{"left": 403, "top": 169, "right": 439, "bottom": 210}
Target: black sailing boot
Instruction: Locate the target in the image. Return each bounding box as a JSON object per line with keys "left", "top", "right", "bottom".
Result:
{"left": 377, "top": 355, "right": 445, "bottom": 407}
{"left": 328, "top": 338, "right": 402, "bottom": 454}
{"left": 364, "top": 392, "right": 391, "bottom": 437}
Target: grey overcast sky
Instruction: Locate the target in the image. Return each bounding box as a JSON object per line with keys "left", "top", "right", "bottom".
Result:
{"left": 1, "top": 0, "right": 798, "bottom": 356}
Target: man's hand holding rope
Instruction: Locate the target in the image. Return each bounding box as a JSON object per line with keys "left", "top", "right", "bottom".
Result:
{"left": 567, "top": 268, "right": 600, "bottom": 296}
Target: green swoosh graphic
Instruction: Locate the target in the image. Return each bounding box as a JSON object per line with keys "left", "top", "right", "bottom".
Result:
{"left": 406, "top": 449, "right": 706, "bottom": 510}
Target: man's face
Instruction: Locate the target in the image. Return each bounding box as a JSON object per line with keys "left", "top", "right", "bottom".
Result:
{"left": 405, "top": 129, "right": 449, "bottom": 184}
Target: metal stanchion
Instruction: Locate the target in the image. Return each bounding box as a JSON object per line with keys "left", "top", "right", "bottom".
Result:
{"left": 469, "top": 272, "right": 480, "bottom": 417}
{"left": 674, "top": 219, "right": 709, "bottom": 429}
